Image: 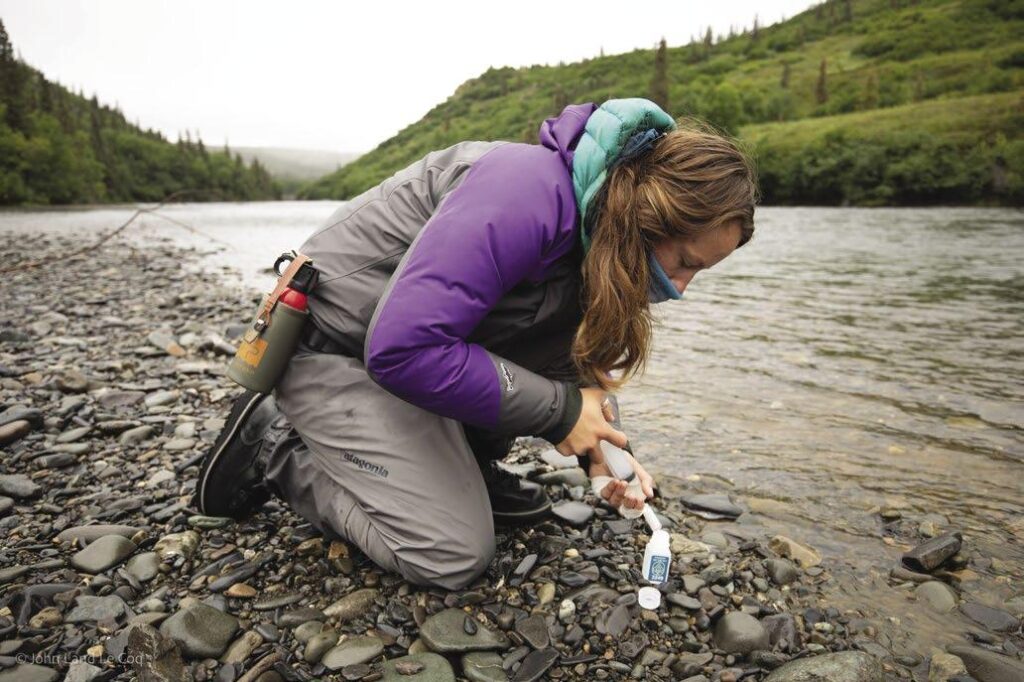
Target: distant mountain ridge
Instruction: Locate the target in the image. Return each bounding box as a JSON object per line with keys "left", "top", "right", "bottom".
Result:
{"left": 234, "top": 147, "right": 360, "bottom": 182}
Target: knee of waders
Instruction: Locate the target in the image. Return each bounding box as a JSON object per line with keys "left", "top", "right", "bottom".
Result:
{"left": 398, "top": 530, "right": 496, "bottom": 591}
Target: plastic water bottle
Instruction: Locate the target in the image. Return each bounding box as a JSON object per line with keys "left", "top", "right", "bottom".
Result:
{"left": 598, "top": 441, "right": 645, "bottom": 519}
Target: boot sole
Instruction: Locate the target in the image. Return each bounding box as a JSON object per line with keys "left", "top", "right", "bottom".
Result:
{"left": 492, "top": 498, "right": 553, "bottom": 527}
{"left": 194, "top": 390, "right": 266, "bottom": 516}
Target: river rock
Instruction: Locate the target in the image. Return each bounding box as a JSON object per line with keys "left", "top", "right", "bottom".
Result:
{"left": 765, "top": 651, "right": 883, "bottom": 681}
{"left": 515, "top": 613, "right": 549, "bottom": 649}
{"left": 63, "top": 661, "right": 102, "bottom": 682}
{"left": 551, "top": 500, "right": 593, "bottom": 526}
{"left": 71, "top": 534, "right": 136, "bottom": 573}
{"left": 303, "top": 628, "right": 339, "bottom": 663}
{"left": 220, "top": 630, "right": 263, "bottom": 665}
{"left": 457, "top": 651, "right": 504, "bottom": 682}
{"left": 323, "top": 587, "right": 378, "bottom": 622}
{"left": 154, "top": 530, "right": 199, "bottom": 560}
{"left": 0, "top": 419, "right": 32, "bottom": 445}
{"left": 120, "top": 424, "right": 155, "bottom": 445}
{"left": 321, "top": 635, "right": 384, "bottom": 670}
{"left": 929, "top": 651, "right": 966, "bottom": 681}
{"left": 0, "top": 473, "right": 41, "bottom": 498}
{"left": 420, "top": 609, "right": 510, "bottom": 653}
{"left": 682, "top": 493, "right": 744, "bottom": 519}
{"left": 960, "top": 602, "right": 1019, "bottom": 631}
{"left": 511, "top": 648, "right": 560, "bottom": 681}
{"left": 126, "top": 622, "right": 191, "bottom": 682}
{"left": 160, "top": 602, "right": 239, "bottom": 659}
{"left": 766, "top": 558, "right": 799, "bottom": 586}
{"left": 66, "top": 595, "right": 131, "bottom": 623}
{"left": 380, "top": 652, "right": 455, "bottom": 681}
{"left": 768, "top": 535, "right": 822, "bottom": 568}
{"left": 713, "top": 612, "right": 769, "bottom": 654}
{"left": 670, "top": 534, "right": 713, "bottom": 555}
{"left": 56, "top": 524, "right": 144, "bottom": 544}
{"left": 948, "top": 644, "right": 1024, "bottom": 682}
{"left": 126, "top": 551, "right": 160, "bottom": 582}
{"left": 0, "top": 665, "right": 59, "bottom": 682}
{"left": 915, "top": 581, "right": 957, "bottom": 613}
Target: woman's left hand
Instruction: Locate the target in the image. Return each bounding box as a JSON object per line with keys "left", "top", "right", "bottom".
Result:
{"left": 588, "top": 446, "right": 657, "bottom": 511}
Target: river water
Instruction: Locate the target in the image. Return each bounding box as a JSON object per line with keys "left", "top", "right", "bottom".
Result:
{"left": 3, "top": 202, "right": 1022, "bottom": 656}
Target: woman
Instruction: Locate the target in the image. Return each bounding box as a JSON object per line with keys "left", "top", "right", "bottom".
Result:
{"left": 194, "top": 98, "right": 757, "bottom": 590}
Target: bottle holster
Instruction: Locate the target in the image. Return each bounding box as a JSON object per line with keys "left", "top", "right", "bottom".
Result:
{"left": 226, "top": 252, "right": 319, "bottom": 394}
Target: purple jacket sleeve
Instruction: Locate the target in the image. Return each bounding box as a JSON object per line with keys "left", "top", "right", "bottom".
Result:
{"left": 364, "top": 143, "right": 582, "bottom": 441}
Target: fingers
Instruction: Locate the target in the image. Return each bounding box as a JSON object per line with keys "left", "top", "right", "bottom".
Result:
{"left": 601, "top": 479, "right": 628, "bottom": 507}
{"left": 601, "top": 426, "right": 629, "bottom": 450}
{"left": 601, "top": 398, "right": 614, "bottom": 423}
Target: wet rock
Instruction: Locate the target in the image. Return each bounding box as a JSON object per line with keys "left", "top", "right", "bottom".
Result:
{"left": 56, "top": 524, "right": 144, "bottom": 544}
{"left": 929, "top": 651, "right": 966, "bottom": 682}
{"left": 321, "top": 635, "right": 384, "bottom": 670}
{"left": 551, "top": 500, "right": 594, "bottom": 526}
{"left": 948, "top": 644, "right": 1024, "bottom": 682}
{"left": 902, "top": 532, "right": 962, "bottom": 573}
{"left": 148, "top": 331, "right": 186, "bottom": 356}
{"left": 0, "top": 419, "right": 32, "bottom": 445}
{"left": 670, "top": 534, "right": 713, "bottom": 556}
{"left": 0, "top": 665, "right": 59, "bottom": 682}
{"left": 70, "top": 534, "right": 136, "bottom": 573}
{"left": 713, "top": 612, "right": 769, "bottom": 654}
{"left": 420, "top": 609, "right": 510, "bottom": 653}
{"left": 511, "top": 648, "right": 560, "bottom": 681}
{"left": 126, "top": 621, "right": 192, "bottom": 682}
{"left": 915, "top": 581, "right": 957, "bottom": 613}
{"left": 667, "top": 593, "right": 702, "bottom": 610}
{"left": 66, "top": 594, "right": 132, "bottom": 623}
{"left": 63, "top": 661, "right": 103, "bottom": 682}
{"left": 960, "top": 602, "right": 1019, "bottom": 632}
{"left": 596, "top": 603, "right": 631, "bottom": 638}
{"left": 461, "top": 651, "right": 505, "bottom": 682}
{"left": 682, "top": 493, "right": 744, "bottom": 519}
{"left": 323, "top": 587, "right": 378, "bottom": 622}
{"left": 160, "top": 602, "right": 239, "bottom": 659}
{"left": 303, "top": 629, "right": 339, "bottom": 663}
{"left": 766, "top": 559, "right": 799, "bottom": 586}
{"left": 768, "top": 535, "right": 822, "bottom": 568}
{"left": 154, "top": 530, "right": 200, "bottom": 560}
{"left": 221, "top": 630, "right": 263, "bottom": 665}
{"left": 515, "top": 613, "right": 549, "bottom": 649}
{"left": 126, "top": 551, "right": 160, "bottom": 582}
{"left": 0, "top": 473, "right": 41, "bottom": 498}
{"left": 382, "top": 652, "right": 455, "bottom": 681}
{"left": 765, "top": 651, "right": 883, "bottom": 682}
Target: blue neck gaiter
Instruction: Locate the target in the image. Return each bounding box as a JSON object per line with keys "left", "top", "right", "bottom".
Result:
{"left": 648, "top": 250, "right": 682, "bottom": 304}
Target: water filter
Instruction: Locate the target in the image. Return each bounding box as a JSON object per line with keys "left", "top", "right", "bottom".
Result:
{"left": 598, "top": 441, "right": 645, "bottom": 519}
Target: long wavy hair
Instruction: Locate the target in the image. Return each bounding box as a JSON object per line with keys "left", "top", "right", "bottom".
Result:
{"left": 573, "top": 119, "right": 758, "bottom": 391}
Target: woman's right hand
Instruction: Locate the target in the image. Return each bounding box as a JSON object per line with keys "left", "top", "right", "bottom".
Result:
{"left": 555, "top": 387, "right": 629, "bottom": 460}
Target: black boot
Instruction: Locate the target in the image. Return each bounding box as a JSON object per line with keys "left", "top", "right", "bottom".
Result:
{"left": 193, "top": 390, "right": 280, "bottom": 520}
{"left": 481, "top": 461, "right": 552, "bottom": 526}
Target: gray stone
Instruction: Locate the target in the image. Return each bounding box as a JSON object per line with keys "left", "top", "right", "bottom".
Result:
{"left": 293, "top": 620, "right": 324, "bottom": 643}
{"left": 535, "top": 468, "right": 589, "bottom": 488}
{"left": 95, "top": 389, "right": 145, "bottom": 409}
{"left": 667, "top": 593, "right": 702, "bottom": 610}
{"left": 928, "top": 651, "right": 966, "bottom": 682}
{"left": 56, "top": 524, "right": 144, "bottom": 544}
{"left": 960, "top": 602, "right": 1019, "bottom": 632}
{"left": 381, "top": 652, "right": 455, "bottom": 681}
{"left": 0, "top": 474, "right": 41, "bottom": 498}
{"left": 765, "top": 651, "right": 883, "bottom": 682}
{"left": 701, "top": 531, "right": 729, "bottom": 549}
{"left": 126, "top": 552, "right": 161, "bottom": 582}
{"left": 915, "top": 581, "right": 957, "bottom": 613}
{"left": 303, "top": 629, "right": 339, "bottom": 663}
{"left": 321, "top": 635, "right": 384, "bottom": 670}
{"left": 713, "top": 612, "right": 769, "bottom": 655}
{"left": 515, "top": 613, "right": 549, "bottom": 649}
{"left": 70, "top": 534, "right": 136, "bottom": 573}
{"left": 766, "top": 559, "right": 799, "bottom": 586}
{"left": 126, "top": 622, "right": 191, "bottom": 682}
{"left": 420, "top": 608, "right": 510, "bottom": 653}
{"left": 154, "top": 531, "right": 199, "bottom": 560}
{"left": 0, "top": 664, "right": 59, "bottom": 682}
{"left": 0, "top": 419, "right": 32, "bottom": 446}
{"left": 948, "top": 644, "right": 1024, "bottom": 682}
{"left": 682, "top": 575, "right": 706, "bottom": 594}
{"left": 63, "top": 661, "right": 103, "bottom": 682}
{"left": 461, "top": 652, "right": 506, "bottom": 682}
{"left": 511, "top": 648, "right": 560, "bottom": 682}
{"left": 120, "top": 425, "right": 156, "bottom": 445}
{"left": 0, "top": 495, "right": 12, "bottom": 516}
{"left": 323, "top": 588, "right": 378, "bottom": 622}
{"left": 66, "top": 595, "right": 132, "bottom": 623}
{"left": 144, "top": 390, "right": 180, "bottom": 408}
{"left": 551, "top": 500, "right": 594, "bottom": 526}
{"left": 160, "top": 603, "right": 239, "bottom": 659}
{"left": 682, "top": 493, "right": 743, "bottom": 519}
{"left": 221, "top": 630, "right": 263, "bottom": 665}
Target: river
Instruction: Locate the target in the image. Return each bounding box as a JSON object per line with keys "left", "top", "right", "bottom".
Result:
{"left": 2, "top": 201, "right": 1022, "bottom": 656}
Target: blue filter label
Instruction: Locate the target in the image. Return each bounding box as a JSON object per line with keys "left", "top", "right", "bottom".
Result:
{"left": 648, "top": 555, "right": 670, "bottom": 583}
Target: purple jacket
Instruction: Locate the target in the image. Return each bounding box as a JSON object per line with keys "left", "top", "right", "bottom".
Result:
{"left": 300, "top": 103, "right": 599, "bottom": 443}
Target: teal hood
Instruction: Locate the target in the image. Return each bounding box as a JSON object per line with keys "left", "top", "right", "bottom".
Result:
{"left": 571, "top": 98, "right": 677, "bottom": 255}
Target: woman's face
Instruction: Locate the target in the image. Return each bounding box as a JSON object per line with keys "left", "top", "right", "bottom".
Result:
{"left": 652, "top": 220, "right": 743, "bottom": 296}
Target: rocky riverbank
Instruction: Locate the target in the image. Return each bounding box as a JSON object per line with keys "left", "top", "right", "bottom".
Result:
{"left": 0, "top": 235, "right": 1021, "bottom": 682}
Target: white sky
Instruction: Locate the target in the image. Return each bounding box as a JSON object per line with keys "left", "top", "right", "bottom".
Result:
{"left": 0, "top": 0, "right": 818, "bottom": 152}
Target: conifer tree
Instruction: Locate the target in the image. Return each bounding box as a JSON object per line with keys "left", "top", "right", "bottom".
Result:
{"left": 649, "top": 38, "right": 670, "bottom": 111}
{"left": 781, "top": 62, "right": 791, "bottom": 89}
{"left": 816, "top": 58, "right": 828, "bottom": 104}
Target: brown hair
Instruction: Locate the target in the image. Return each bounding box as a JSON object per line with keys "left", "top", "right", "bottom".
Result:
{"left": 572, "top": 119, "right": 758, "bottom": 391}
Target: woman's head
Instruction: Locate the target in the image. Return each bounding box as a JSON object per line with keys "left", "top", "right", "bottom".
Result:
{"left": 573, "top": 119, "right": 758, "bottom": 391}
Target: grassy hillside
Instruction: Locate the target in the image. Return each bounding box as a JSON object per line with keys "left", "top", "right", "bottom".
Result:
{"left": 0, "top": 20, "right": 279, "bottom": 205}
{"left": 301, "top": 0, "right": 1023, "bottom": 205}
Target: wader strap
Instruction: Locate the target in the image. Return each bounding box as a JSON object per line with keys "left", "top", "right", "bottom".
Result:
{"left": 258, "top": 253, "right": 311, "bottom": 330}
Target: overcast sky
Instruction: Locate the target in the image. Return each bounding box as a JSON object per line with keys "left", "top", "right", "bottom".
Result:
{"left": 0, "top": 0, "right": 818, "bottom": 152}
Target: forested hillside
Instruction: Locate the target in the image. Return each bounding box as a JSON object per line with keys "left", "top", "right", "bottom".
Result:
{"left": 0, "top": 20, "right": 279, "bottom": 205}
{"left": 301, "top": 0, "right": 1023, "bottom": 205}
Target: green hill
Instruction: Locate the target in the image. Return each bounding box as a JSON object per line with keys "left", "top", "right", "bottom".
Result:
{"left": 0, "top": 20, "right": 279, "bottom": 205}
{"left": 300, "top": 0, "right": 1023, "bottom": 205}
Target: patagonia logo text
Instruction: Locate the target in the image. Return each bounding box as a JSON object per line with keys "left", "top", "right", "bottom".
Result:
{"left": 500, "top": 363, "right": 515, "bottom": 393}
{"left": 341, "top": 450, "right": 389, "bottom": 478}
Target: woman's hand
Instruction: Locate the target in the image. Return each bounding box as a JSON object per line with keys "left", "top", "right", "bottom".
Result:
{"left": 555, "top": 388, "right": 628, "bottom": 460}
{"left": 589, "top": 450, "right": 656, "bottom": 511}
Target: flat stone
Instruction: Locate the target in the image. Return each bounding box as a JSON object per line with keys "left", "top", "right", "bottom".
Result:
{"left": 670, "top": 534, "right": 713, "bottom": 556}
{"left": 154, "top": 530, "right": 199, "bottom": 560}
{"left": 960, "top": 602, "right": 1019, "bottom": 632}
{"left": 535, "top": 468, "right": 589, "bottom": 488}
{"left": 70, "top": 534, "right": 136, "bottom": 573}
{"left": 95, "top": 389, "right": 146, "bottom": 408}
{"left": 0, "top": 495, "right": 12, "bottom": 516}
{"left": 56, "top": 524, "right": 144, "bottom": 544}
{"left": 127, "top": 621, "right": 190, "bottom": 682}
{"left": 377, "top": 652, "right": 453, "bottom": 681}
{"left": 596, "top": 603, "right": 630, "bottom": 638}
{"left": 160, "top": 602, "right": 239, "bottom": 659}
{"left": 461, "top": 652, "right": 506, "bottom": 682}
{"left": 252, "top": 592, "right": 303, "bottom": 610}
{"left": 948, "top": 644, "right": 1024, "bottom": 682}
{"left": 766, "top": 559, "right": 799, "bottom": 586}
{"left": 323, "top": 588, "right": 378, "bottom": 622}
{"left": 713, "top": 612, "right": 769, "bottom": 654}
{"left": 144, "top": 390, "right": 180, "bottom": 407}
{"left": 63, "top": 661, "right": 102, "bottom": 682}
{"left": 511, "top": 648, "right": 560, "bottom": 682}
{"left": 0, "top": 474, "right": 41, "bottom": 499}
{"left": 221, "top": 630, "right": 264, "bottom": 665}
{"left": 120, "top": 425, "right": 155, "bottom": 445}
{"left": 125, "top": 552, "right": 160, "bottom": 582}
{"left": 667, "top": 593, "right": 702, "bottom": 610}
{"left": 0, "top": 664, "right": 59, "bottom": 682}
{"left": 280, "top": 607, "right": 326, "bottom": 627}
{"left": 765, "top": 651, "right": 883, "bottom": 682}
{"left": 303, "top": 629, "right": 338, "bottom": 663}
{"left": 929, "top": 651, "right": 966, "bottom": 681}
{"left": 682, "top": 493, "right": 744, "bottom": 519}
{"left": 551, "top": 500, "right": 594, "bottom": 526}
{"left": 322, "top": 635, "right": 384, "bottom": 670}
{"left": 66, "top": 595, "right": 131, "bottom": 623}
{"left": 56, "top": 426, "right": 92, "bottom": 443}
{"left": 515, "top": 613, "right": 549, "bottom": 649}
{"left": 0, "top": 420, "right": 32, "bottom": 446}
{"left": 420, "top": 608, "right": 510, "bottom": 653}
{"left": 915, "top": 581, "right": 957, "bottom": 613}
{"left": 293, "top": 620, "right": 324, "bottom": 643}
{"left": 768, "top": 535, "right": 822, "bottom": 568}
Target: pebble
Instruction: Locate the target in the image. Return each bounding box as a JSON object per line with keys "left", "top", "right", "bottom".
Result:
{"left": 159, "top": 602, "right": 240, "bottom": 659}
{"left": 323, "top": 587, "right": 379, "bottom": 622}
{"left": 322, "top": 635, "right": 385, "bottom": 670}
{"left": 66, "top": 594, "right": 131, "bottom": 623}
{"left": 765, "top": 651, "right": 882, "bottom": 681}
{"left": 713, "top": 612, "right": 769, "bottom": 654}
{"left": 768, "top": 535, "right": 822, "bottom": 568}
{"left": 551, "top": 500, "right": 594, "bottom": 526}
{"left": 461, "top": 651, "right": 505, "bottom": 682}
{"left": 382, "top": 652, "right": 455, "bottom": 681}
{"left": 766, "top": 558, "right": 799, "bottom": 586}
{"left": 419, "top": 609, "right": 510, "bottom": 653}
{"left": 0, "top": 473, "right": 41, "bottom": 498}
{"left": 929, "top": 651, "right": 967, "bottom": 681}
{"left": 303, "top": 628, "right": 339, "bottom": 663}
{"left": 70, "top": 534, "right": 137, "bottom": 573}
{"left": 960, "top": 602, "right": 1020, "bottom": 632}
{"left": 915, "top": 581, "right": 957, "bottom": 613}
